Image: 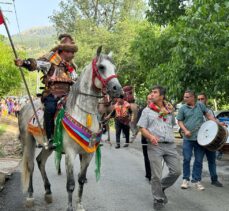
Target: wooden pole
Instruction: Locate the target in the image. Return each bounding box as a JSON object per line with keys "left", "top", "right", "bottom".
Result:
{"left": 0, "top": 9, "right": 48, "bottom": 149}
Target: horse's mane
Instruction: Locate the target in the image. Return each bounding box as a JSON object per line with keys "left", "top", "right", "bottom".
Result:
{"left": 67, "top": 70, "right": 83, "bottom": 110}
{"left": 68, "top": 80, "right": 80, "bottom": 110}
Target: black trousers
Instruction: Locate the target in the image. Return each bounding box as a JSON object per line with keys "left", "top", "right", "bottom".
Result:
{"left": 115, "top": 119, "right": 130, "bottom": 145}
{"left": 43, "top": 94, "right": 58, "bottom": 140}
{"left": 142, "top": 136, "right": 151, "bottom": 179}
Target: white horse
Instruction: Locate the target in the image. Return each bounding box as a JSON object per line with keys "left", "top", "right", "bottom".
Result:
{"left": 18, "top": 46, "right": 123, "bottom": 210}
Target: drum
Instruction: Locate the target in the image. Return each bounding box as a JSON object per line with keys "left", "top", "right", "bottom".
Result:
{"left": 219, "top": 127, "right": 229, "bottom": 153}
{"left": 197, "top": 120, "right": 228, "bottom": 151}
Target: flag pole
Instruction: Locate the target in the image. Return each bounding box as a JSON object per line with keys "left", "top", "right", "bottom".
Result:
{"left": 0, "top": 9, "right": 48, "bottom": 149}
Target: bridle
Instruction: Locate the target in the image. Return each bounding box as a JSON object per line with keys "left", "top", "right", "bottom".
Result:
{"left": 92, "top": 57, "right": 117, "bottom": 94}
{"left": 76, "top": 57, "right": 118, "bottom": 99}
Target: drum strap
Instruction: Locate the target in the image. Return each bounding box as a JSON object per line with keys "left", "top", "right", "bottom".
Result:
{"left": 197, "top": 103, "right": 206, "bottom": 116}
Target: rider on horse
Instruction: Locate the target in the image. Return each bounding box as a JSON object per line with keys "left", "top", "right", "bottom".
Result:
{"left": 15, "top": 34, "right": 78, "bottom": 150}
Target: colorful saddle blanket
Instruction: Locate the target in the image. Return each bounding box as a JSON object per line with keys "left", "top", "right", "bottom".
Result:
{"left": 62, "top": 112, "right": 102, "bottom": 153}
{"left": 27, "top": 106, "right": 102, "bottom": 153}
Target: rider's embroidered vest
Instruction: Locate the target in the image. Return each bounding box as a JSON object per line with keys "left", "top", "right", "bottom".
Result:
{"left": 42, "top": 52, "right": 74, "bottom": 97}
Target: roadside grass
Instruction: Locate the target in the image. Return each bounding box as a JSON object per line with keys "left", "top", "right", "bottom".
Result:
{"left": 0, "top": 145, "right": 5, "bottom": 157}
{"left": 0, "top": 124, "right": 7, "bottom": 157}
{"left": 0, "top": 124, "right": 7, "bottom": 136}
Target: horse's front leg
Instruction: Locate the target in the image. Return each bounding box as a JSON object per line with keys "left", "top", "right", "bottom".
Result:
{"left": 36, "top": 148, "right": 53, "bottom": 203}
{"left": 66, "top": 151, "right": 76, "bottom": 211}
{"left": 77, "top": 153, "right": 93, "bottom": 211}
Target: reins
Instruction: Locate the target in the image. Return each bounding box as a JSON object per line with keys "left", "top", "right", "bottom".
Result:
{"left": 77, "top": 91, "right": 104, "bottom": 98}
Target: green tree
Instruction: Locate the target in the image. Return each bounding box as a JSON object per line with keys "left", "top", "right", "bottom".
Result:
{"left": 73, "top": 18, "right": 144, "bottom": 72}
{"left": 132, "top": 1, "right": 229, "bottom": 105}
{"left": 147, "top": 0, "right": 187, "bottom": 25}
{"left": 0, "top": 37, "right": 22, "bottom": 96}
{"left": 50, "top": 0, "right": 146, "bottom": 33}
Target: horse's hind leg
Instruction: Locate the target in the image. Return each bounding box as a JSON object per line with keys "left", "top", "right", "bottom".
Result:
{"left": 66, "top": 150, "right": 76, "bottom": 211}
{"left": 36, "top": 148, "right": 53, "bottom": 203}
{"left": 77, "top": 153, "right": 93, "bottom": 211}
{"left": 21, "top": 134, "right": 36, "bottom": 208}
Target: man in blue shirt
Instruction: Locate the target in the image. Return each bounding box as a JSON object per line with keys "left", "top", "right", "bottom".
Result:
{"left": 177, "top": 90, "right": 223, "bottom": 191}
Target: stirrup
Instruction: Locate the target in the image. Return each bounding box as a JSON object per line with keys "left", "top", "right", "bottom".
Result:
{"left": 44, "top": 139, "right": 57, "bottom": 150}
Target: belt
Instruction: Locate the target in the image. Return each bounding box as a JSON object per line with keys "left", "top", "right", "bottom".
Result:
{"left": 159, "top": 142, "right": 171, "bottom": 144}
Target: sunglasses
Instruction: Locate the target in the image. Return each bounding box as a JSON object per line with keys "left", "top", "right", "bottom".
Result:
{"left": 198, "top": 98, "right": 205, "bottom": 100}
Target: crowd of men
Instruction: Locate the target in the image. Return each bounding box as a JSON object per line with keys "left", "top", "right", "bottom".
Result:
{"left": 107, "top": 86, "right": 225, "bottom": 210}
{"left": 0, "top": 97, "right": 22, "bottom": 118}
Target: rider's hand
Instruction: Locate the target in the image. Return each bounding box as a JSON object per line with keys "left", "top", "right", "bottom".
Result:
{"left": 14, "top": 59, "right": 24, "bottom": 67}
{"left": 149, "top": 135, "right": 159, "bottom": 145}
{"left": 184, "top": 130, "right": 191, "bottom": 137}
{"left": 104, "top": 116, "right": 110, "bottom": 121}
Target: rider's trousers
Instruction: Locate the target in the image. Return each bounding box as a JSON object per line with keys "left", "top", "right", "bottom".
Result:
{"left": 43, "top": 94, "right": 58, "bottom": 140}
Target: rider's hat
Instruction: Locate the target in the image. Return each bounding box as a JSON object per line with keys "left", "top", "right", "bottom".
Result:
{"left": 51, "top": 33, "right": 78, "bottom": 53}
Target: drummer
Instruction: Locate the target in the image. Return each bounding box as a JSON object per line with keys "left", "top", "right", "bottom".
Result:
{"left": 197, "top": 92, "right": 223, "bottom": 187}
{"left": 177, "top": 90, "right": 224, "bottom": 191}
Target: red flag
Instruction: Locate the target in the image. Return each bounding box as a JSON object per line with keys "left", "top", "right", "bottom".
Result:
{"left": 0, "top": 10, "right": 5, "bottom": 25}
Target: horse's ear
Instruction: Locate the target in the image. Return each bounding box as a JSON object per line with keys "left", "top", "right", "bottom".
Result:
{"left": 108, "top": 51, "right": 113, "bottom": 58}
{"left": 97, "top": 46, "right": 102, "bottom": 57}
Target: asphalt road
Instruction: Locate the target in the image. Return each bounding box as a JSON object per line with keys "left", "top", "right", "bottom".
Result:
{"left": 1, "top": 134, "right": 229, "bottom": 211}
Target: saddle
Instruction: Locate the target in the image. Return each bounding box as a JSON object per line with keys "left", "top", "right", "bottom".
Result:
{"left": 27, "top": 96, "right": 67, "bottom": 138}
{"left": 27, "top": 108, "right": 45, "bottom": 136}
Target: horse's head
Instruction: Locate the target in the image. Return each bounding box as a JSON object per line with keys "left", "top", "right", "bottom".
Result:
{"left": 92, "top": 46, "right": 123, "bottom": 98}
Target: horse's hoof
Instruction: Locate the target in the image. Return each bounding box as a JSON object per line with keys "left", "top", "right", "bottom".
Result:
{"left": 67, "top": 206, "right": 74, "bottom": 211}
{"left": 25, "top": 197, "right": 34, "bottom": 208}
{"left": 77, "top": 203, "right": 85, "bottom": 211}
{"left": 44, "top": 193, "right": 53, "bottom": 203}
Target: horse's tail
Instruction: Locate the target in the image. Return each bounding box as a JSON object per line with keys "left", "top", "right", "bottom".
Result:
{"left": 18, "top": 100, "right": 39, "bottom": 192}
{"left": 21, "top": 134, "right": 36, "bottom": 193}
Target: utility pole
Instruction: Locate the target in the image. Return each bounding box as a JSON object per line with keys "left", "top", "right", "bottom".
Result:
{"left": 0, "top": 2, "right": 12, "bottom": 5}
{"left": 0, "top": 2, "right": 13, "bottom": 13}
